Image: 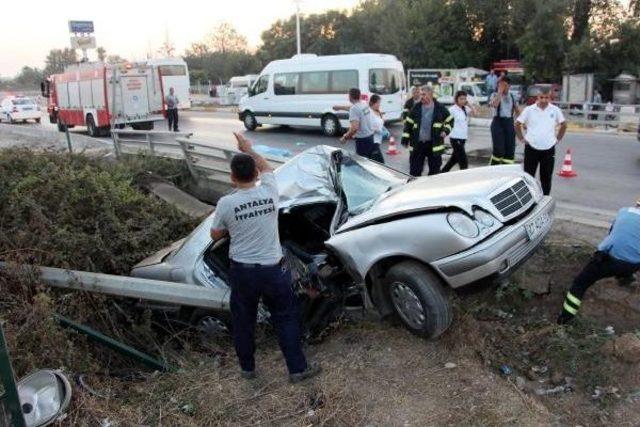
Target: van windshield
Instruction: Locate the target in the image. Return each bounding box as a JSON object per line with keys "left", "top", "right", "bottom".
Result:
{"left": 369, "top": 69, "right": 403, "bottom": 95}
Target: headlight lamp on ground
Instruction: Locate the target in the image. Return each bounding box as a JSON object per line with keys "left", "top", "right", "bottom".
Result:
{"left": 447, "top": 212, "right": 479, "bottom": 238}
{"left": 474, "top": 209, "right": 496, "bottom": 227}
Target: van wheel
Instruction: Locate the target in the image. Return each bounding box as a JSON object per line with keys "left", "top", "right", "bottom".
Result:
{"left": 243, "top": 112, "right": 257, "bottom": 131}
{"left": 86, "top": 115, "right": 98, "bottom": 137}
{"left": 321, "top": 114, "right": 340, "bottom": 137}
{"left": 35, "top": 118, "right": 41, "bottom": 124}
{"left": 385, "top": 261, "right": 452, "bottom": 339}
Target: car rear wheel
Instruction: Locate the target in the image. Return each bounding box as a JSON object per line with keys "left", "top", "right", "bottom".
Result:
{"left": 321, "top": 114, "right": 340, "bottom": 137}
{"left": 35, "top": 118, "right": 41, "bottom": 124}
{"left": 243, "top": 111, "right": 257, "bottom": 131}
{"left": 385, "top": 261, "right": 452, "bottom": 339}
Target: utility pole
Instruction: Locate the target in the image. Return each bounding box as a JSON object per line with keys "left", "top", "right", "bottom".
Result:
{"left": 294, "top": 0, "right": 302, "bottom": 55}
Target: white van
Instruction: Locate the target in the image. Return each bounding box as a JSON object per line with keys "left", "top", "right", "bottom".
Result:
{"left": 238, "top": 54, "right": 406, "bottom": 136}
{"left": 148, "top": 57, "right": 192, "bottom": 109}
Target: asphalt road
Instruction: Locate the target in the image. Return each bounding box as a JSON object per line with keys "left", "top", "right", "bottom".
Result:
{"left": 53, "top": 109, "right": 640, "bottom": 227}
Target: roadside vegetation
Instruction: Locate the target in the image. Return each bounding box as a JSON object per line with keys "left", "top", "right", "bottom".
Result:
{"left": 1, "top": 149, "right": 638, "bottom": 426}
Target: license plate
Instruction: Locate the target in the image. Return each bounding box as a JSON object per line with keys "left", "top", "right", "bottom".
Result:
{"left": 525, "top": 212, "right": 550, "bottom": 241}
{"left": 22, "top": 107, "right": 32, "bottom": 111}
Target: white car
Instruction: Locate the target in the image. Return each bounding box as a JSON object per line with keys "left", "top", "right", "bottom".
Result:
{"left": 0, "top": 96, "right": 41, "bottom": 124}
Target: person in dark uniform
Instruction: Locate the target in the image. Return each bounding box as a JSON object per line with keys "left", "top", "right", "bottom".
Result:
{"left": 489, "top": 77, "right": 519, "bottom": 165}
{"left": 402, "top": 86, "right": 421, "bottom": 121}
{"left": 210, "top": 133, "right": 321, "bottom": 383}
{"left": 165, "top": 87, "right": 180, "bottom": 132}
{"left": 401, "top": 85, "right": 453, "bottom": 176}
{"left": 557, "top": 199, "right": 640, "bottom": 324}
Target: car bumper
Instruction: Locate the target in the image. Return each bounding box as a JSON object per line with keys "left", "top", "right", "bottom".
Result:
{"left": 432, "top": 196, "right": 555, "bottom": 288}
{"left": 8, "top": 111, "right": 41, "bottom": 120}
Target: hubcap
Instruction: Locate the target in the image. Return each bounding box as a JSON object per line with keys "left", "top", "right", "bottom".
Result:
{"left": 244, "top": 114, "right": 254, "bottom": 128}
{"left": 323, "top": 118, "right": 336, "bottom": 135}
{"left": 390, "top": 282, "right": 426, "bottom": 330}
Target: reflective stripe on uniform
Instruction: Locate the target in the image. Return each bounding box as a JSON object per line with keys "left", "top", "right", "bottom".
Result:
{"left": 444, "top": 115, "right": 454, "bottom": 123}
{"left": 563, "top": 301, "right": 579, "bottom": 315}
{"left": 405, "top": 117, "right": 415, "bottom": 124}
{"left": 566, "top": 292, "right": 581, "bottom": 307}
{"left": 502, "top": 158, "right": 515, "bottom": 164}
{"left": 432, "top": 145, "right": 445, "bottom": 153}
{"left": 402, "top": 132, "right": 410, "bottom": 138}
{"left": 444, "top": 124, "right": 452, "bottom": 131}
{"left": 413, "top": 124, "right": 418, "bottom": 129}
{"left": 433, "top": 123, "right": 443, "bottom": 128}
{"left": 490, "top": 155, "right": 502, "bottom": 164}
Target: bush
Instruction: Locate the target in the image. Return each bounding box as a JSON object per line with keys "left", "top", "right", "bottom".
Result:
{"left": 0, "top": 149, "right": 196, "bottom": 274}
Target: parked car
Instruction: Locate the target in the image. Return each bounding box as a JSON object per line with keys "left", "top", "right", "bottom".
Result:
{"left": 525, "top": 84, "right": 561, "bottom": 105}
{"left": 0, "top": 96, "right": 41, "bottom": 124}
{"left": 132, "top": 146, "right": 554, "bottom": 338}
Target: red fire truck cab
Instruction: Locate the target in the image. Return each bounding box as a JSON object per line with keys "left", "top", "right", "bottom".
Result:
{"left": 42, "top": 62, "right": 165, "bottom": 137}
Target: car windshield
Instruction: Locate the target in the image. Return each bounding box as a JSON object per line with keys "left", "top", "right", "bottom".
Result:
{"left": 475, "top": 83, "right": 488, "bottom": 96}
{"left": 340, "top": 156, "right": 408, "bottom": 215}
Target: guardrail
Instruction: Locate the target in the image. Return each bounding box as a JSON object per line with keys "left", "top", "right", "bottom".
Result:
{"left": 110, "top": 129, "right": 193, "bottom": 159}
{"left": 177, "top": 137, "right": 287, "bottom": 185}
{"left": 553, "top": 102, "right": 639, "bottom": 131}
{"left": 111, "top": 130, "right": 288, "bottom": 187}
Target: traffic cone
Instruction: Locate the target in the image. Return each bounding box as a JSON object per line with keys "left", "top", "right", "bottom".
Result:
{"left": 386, "top": 136, "right": 399, "bottom": 155}
{"left": 558, "top": 148, "right": 577, "bottom": 178}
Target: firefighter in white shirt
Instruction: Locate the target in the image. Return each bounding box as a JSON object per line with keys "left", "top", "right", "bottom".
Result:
{"left": 515, "top": 86, "right": 568, "bottom": 195}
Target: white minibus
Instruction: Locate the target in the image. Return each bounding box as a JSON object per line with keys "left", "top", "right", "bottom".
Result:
{"left": 238, "top": 53, "right": 405, "bottom": 136}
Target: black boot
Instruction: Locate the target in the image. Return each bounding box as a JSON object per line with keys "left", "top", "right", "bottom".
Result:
{"left": 557, "top": 311, "right": 575, "bottom": 325}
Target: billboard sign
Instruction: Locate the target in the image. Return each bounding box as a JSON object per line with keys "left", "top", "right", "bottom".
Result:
{"left": 68, "top": 21, "right": 94, "bottom": 33}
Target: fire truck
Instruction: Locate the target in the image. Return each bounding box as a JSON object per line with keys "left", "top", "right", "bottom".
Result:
{"left": 42, "top": 62, "right": 165, "bottom": 136}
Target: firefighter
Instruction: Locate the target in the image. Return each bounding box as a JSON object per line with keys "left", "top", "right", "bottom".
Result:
{"left": 557, "top": 199, "right": 640, "bottom": 324}
{"left": 489, "top": 76, "right": 519, "bottom": 165}
{"left": 402, "top": 86, "right": 421, "bottom": 122}
{"left": 401, "top": 85, "right": 453, "bottom": 176}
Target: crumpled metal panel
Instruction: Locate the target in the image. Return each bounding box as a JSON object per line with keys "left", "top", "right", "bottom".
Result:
{"left": 274, "top": 145, "right": 339, "bottom": 210}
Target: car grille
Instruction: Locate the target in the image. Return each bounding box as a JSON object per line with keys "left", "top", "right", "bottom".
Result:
{"left": 490, "top": 180, "right": 533, "bottom": 218}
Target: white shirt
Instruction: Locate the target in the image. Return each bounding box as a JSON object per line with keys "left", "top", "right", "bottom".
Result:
{"left": 516, "top": 103, "right": 566, "bottom": 150}
{"left": 370, "top": 111, "right": 384, "bottom": 144}
{"left": 448, "top": 104, "right": 471, "bottom": 139}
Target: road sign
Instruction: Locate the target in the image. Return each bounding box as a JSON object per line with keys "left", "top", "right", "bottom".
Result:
{"left": 68, "top": 20, "right": 94, "bottom": 33}
{"left": 70, "top": 36, "right": 96, "bottom": 49}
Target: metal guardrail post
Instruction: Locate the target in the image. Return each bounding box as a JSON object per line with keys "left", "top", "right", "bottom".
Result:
{"left": 112, "top": 131, "right": 121, "bottom": 159}
{"left": 0, "top": 323, "right": 27, "bottom": 427}
{"left": 146, "top": 133, "right": 154, "bottom": 155}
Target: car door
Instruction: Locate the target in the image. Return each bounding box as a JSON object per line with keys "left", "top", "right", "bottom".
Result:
{"left": 249, "top": 74, "right": 273, "bottom": 124}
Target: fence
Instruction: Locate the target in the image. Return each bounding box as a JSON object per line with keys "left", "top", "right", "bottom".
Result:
{"left": 110, "top": 129, "right": 193, "bottom": 159}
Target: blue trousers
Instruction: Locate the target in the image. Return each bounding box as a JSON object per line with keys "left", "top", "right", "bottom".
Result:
{"left": 229, "top": 262, "right": 308, "bottom": 374}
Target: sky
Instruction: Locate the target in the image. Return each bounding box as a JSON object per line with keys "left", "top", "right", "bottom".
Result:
{"left": 0, "top": 0, "right": 360, "bottom": 77}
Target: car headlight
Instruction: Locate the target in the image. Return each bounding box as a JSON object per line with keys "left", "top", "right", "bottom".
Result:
{"left": 447, "top": 212, "right": 479, "bottom": 238}
{"left": 522, "top": 174, "right": 542, "bottom": 200}
{"left": 474, "top": 209, "right": 495, "bottom": 227}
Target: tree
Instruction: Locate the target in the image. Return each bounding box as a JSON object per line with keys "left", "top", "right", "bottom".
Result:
{"left": 13, "top": 66, "right": 44, "bottom": 89}
{"left": 43, "top": 48, "right": 77, "bottom": 76}
{"left": 206, "top": 22, "right": 248, "bottom": 53}
{"left": 517, "top": 0, "right": 569, "bottom": 81}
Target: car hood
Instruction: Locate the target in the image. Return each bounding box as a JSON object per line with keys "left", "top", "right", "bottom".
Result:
{"left": 338, "top": 165, "right": 531, "bottom": 232}
{"left": 134, "top": 238, "right": 185, "bottom": 268}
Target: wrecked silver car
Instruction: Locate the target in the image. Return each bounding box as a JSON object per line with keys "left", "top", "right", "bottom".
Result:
{"left": 132, "top": 146, "right": 555, "bottom": 338}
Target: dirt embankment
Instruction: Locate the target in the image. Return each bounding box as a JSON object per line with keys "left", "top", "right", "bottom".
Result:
{"left": 1, "top": 149, "right": 639, "bottom": 426}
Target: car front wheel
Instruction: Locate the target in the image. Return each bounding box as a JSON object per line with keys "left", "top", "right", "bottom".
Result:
{"left": 385, "top": 261, "right": 452, "bottom": 339}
